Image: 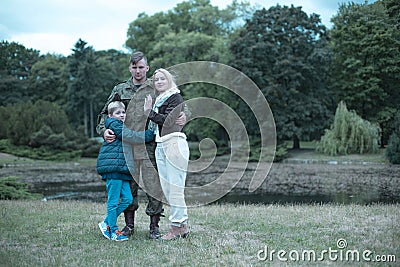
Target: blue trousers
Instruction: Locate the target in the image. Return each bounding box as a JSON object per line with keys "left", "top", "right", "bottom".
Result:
{"left": 104, "top": 179, "right": 133, "bottom": 233}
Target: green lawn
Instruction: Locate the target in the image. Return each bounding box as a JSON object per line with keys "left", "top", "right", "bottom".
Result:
{"left": 0, "top": 200, "right": 398, "bottom": 266}
{"left": 284, "top": 141, "right": 388, "bottom": 164}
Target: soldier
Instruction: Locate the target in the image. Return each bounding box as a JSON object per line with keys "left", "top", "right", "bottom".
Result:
{"left": 96, "top": 51, "right": 188, "bottom": 239}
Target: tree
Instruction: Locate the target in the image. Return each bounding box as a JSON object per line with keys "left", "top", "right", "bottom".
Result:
{"left": 27, "top": 54, "right": 68, "bottom": 106}
{"left": 6, "top": 100, "right": 71, "bottom": 146}
{"left": 386, "top": 111, "right": 400, "bottom": 164}
{"left": 330, "top": 1, "right": 400, "bottom": 146}
{"left": 124, "top": 0, "right": 251, "bottom": 148}
{"left": 95, "top": 49, "right": 129, "bottom": 82}
{"left": 0, "top": 41, "right": 40, "bottom": 105}
{"left": 381, "top": 0, "right": 400, "bottom": 29}
{"left": 316, "top": 101, "right": 379, "bottom": 155}
{"left": 126, "top": 0, "right": 245, "bottom": 67}
{"left": 66, "top": 39, "right": 116, "bottom": 138}
{"left": 230, "top": 5, "right": 333, "bottom": 148}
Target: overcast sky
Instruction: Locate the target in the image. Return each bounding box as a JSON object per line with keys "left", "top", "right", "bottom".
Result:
{"left": 0, "top": 0, "right": 374, "bottom": 56}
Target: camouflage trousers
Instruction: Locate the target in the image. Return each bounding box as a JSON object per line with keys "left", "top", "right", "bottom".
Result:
{"left": 125, "top": 146, "right": 165, "bottom": 216}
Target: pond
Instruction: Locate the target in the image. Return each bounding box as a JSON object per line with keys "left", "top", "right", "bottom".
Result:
{"left": 2, "top": 158, "right": 398, "bottom": 205}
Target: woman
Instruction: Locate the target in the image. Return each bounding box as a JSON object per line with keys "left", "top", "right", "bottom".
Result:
{"left": 144, "top": 68, "right": 190, "bottom": 240}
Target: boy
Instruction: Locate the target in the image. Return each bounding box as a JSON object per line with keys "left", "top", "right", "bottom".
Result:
{"left": 97, "top": 101, "right": 153, "bottom": 241}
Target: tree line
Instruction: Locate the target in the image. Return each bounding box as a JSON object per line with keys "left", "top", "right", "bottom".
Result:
{"left": 0, "top": 0, "right": 399, "bottom": 160}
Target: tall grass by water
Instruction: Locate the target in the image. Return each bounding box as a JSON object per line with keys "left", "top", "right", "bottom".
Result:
{"left": 0, "top": 200, "right": 398, "bottom": 266}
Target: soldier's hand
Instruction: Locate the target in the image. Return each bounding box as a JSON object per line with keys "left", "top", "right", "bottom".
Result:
{"left": 104, "top": 129, "right": 116, "bottom": 143}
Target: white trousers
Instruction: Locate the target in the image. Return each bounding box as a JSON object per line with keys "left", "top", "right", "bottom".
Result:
{"left": 155, "top": 134, "right": 189, "bottom": 226}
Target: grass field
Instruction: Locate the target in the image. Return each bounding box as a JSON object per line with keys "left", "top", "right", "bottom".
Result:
{"left": 0, "top": 200, "right": 398, "bottom": 266}
{"left": 284, "top": 141, "right": 388, "bottom": 164}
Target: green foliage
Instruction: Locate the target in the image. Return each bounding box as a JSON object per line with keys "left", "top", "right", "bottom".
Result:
{"left": 67, "top": 39, "right": 118, "bottom": 138}
{"left": 272, "top": 143, "right": 289, "bottom": 162}
{"left": 0, "top": 106, "right": 8, "bottom": 139}
{"left": 0, "top": 41, "right": 40, "bottom": 105}
{"left": 330, "top": 1, "right": 400, "bottom": 145}
{"left": 124, "top": 1, "right": 252, "bottom": 152}
{"left": 125, "top": 0, "right": 247, "bottom": 67}
{"left": 5, "top": 100, "right": 71, "bottom": 146}
{"left": 317, "top": 101, "right": 379, "bottom": 156}
{"left": 1, "top": 1, "right": 398, "bottom": 161}
{"left": 0, "top": 139, "right": 81, "bottom": 161}
{"left": 239, "top": 137, "right": 287, "bottom": 162}
{"left": 386, "top": 111, "right": 400, "bottom": 164}
{"left": 230, "top": 4, "right": 334, "bottom": 147}
{"left": 0, "top": 176, "right": 42, "bottom": 200}
{"left": 27, "top": 54, "right": 68, "bottom": 105}
{"left": 0, "top": 99, "right": 101, "bottom": 160}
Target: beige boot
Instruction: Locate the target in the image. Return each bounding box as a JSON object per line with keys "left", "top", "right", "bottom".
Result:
{"left": 161, "top": 224, "right": 190, "bottom": 241}
{"left": 161, "top": 225, "right": 182, "bottom": 241}
{"left": 180, "top": 224, "right": 190, "bottom": 238}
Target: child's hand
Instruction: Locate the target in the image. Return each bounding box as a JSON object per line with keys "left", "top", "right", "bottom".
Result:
{"left": 144, "top": 94, "right": 153, "bottom": 112}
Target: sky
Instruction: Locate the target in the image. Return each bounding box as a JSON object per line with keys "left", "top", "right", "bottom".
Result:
{"left": 0, "top": 0, "right": 374, "bottom": 56}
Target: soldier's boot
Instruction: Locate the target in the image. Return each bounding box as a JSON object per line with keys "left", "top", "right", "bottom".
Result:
{"left": 149, "top": 214, "right": 161, "bottom": 240}
{"left": 121, "top": 210, "right": 135, "bottom": 236}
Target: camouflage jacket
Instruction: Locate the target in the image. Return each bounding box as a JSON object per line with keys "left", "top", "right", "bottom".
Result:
{"left": 96, "top": 77, "right": 156, "bottom": 159}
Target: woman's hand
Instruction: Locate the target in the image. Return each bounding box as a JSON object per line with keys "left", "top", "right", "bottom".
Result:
{"left": 144, "top": 94, "right": 153, "bottom": 113}
{"left": 175, "top": 111, "right": 187, "bottom": 126}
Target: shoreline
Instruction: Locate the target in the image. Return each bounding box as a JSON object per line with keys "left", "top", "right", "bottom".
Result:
{"left": 1, "top": 154, "right": 399, "bottom": 204}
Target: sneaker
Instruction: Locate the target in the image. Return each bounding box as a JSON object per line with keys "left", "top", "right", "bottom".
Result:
{"left": 98, "top": 221, "right": 110, "bottom": 240}
{"left": 121, "top": 225, "right": 134, "bottom": 236}
{"left": 111, "top": 230, "right": 129, "bottom": 242}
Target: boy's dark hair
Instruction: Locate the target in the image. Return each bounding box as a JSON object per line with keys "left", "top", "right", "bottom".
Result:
{"left": 130, "top": 51, "right": 148, "bottom": 65}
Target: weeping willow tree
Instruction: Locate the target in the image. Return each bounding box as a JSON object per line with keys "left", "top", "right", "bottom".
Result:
{"left": 316, "top": 101, "right": 379, "bottom": 156}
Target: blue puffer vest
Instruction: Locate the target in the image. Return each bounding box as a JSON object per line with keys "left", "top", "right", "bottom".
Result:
{"left": 96, "top": 117, "right": 133, "bottom": 180}
{"left": 96, "top": 117, "right": 154, "bottom": 180}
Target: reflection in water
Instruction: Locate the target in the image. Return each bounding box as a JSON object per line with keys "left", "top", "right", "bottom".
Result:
{"left": 33, "top": 181, "right": 399, "bottom": 205}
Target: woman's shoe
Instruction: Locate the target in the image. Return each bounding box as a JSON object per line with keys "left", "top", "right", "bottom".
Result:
{"left": 161, "top": 224, "right": 190, "bottom": 241}
{"left": 180, "top": 224, "right": 190, "bottom": 238}
{"left": 161, "top": 225, "right": 181, "bottom": 241}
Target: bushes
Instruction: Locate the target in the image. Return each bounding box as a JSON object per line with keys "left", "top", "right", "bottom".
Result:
{"left": 0, "top": 176, "right": 42, "bottom": 200}
{"left": 386, "top": 112, "right": 400, "bottom": 164}
{"left": 317, "top": 101, "right": 379, "bottom": 156}
{"left": 0, "top": 100, "right": 101, "bottom": 160}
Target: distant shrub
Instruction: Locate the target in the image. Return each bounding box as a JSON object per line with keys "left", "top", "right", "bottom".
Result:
{"left": 317, "top": 101, "right": 379, "bottom": 156}
{"left": 386, "top": 112, "right": 400, "bottom": 164}
{"left": 6, "top": 100, "right": 72, "bottom": 146}
{"left": 0, "top": 139, "right": 81, "bottom": 161}
{"left": 0, "top": 100, "right": 102, "bottom": 160}
{"left": 0, "top": 176, "right": 42, "bottom": 200}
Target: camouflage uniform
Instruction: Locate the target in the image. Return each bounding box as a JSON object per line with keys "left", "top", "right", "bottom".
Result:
{"left": 96, "top": 77, "right": 165, "bottom": 218}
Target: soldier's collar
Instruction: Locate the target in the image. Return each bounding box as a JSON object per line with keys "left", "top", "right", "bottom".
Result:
{"left": 130, "top": 78, "right": 153, "bottom": 90}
